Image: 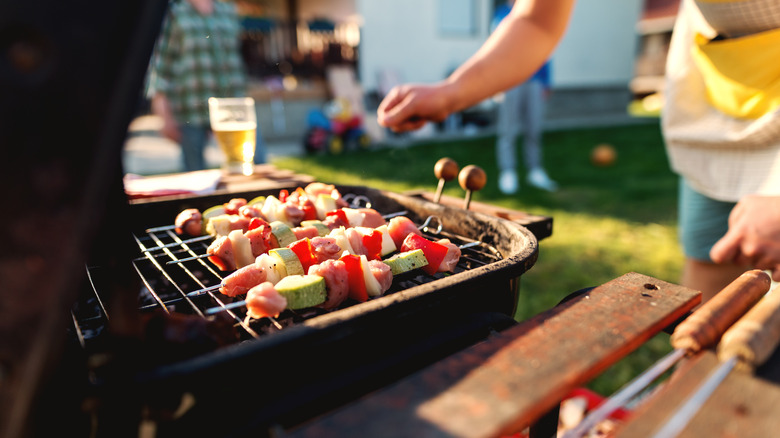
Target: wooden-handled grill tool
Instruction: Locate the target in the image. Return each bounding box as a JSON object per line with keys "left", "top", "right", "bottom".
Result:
{"left": 563, "top": 269, "right": 771, "bottom": 438}
{"left": 650, "top": 281, "right": 780, "bottom": 438}
{"left": 433, "top": 157, "right": 459, "bottom": 204}
{"left": 458, "top": 165, "right": 486, "bottom": 210}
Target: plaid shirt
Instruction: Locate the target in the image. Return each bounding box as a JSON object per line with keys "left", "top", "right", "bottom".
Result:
{"left": 147, "top": 0, "right": 247, "bottom": 126}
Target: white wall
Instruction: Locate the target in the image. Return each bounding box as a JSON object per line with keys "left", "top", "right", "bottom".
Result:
{"left": 357, "top": 0, "right": 644, "bottom": 92}
{"left": 552, "top": 0, "right": 643, "bottom": 87}
{"left": 357, "top": 0, "right": 491, "bottom": 91}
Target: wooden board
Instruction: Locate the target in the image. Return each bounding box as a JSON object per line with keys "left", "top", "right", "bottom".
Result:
{"left": 128, "top": 164, "right": 314, "bottom": 204}
{"left": 287, "top": 272, "right": 700, "bottom": 438}
{"left": 615, "top": 351, "right": 780, "bottom": 437}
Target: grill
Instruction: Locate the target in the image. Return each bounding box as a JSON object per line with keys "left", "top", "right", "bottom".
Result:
{"left": 63, "top": 184, "right": 538, "bottom": 436}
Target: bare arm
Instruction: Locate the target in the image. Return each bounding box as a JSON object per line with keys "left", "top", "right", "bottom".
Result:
{"left": 377, "top": 0, "right": 575, "bottom": 132}
{"left": 151, "top": 93, "right": 181, "bottom": 143}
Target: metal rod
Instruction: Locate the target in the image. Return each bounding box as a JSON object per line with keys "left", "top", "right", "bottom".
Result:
{"left": 206, "top": 300, "right": 247, "bottom": 315}
{"left": 562, "top": 349, "right": 686, "bottom": 438}
{"left": 143, "top": 235, "right": 212, "bottom": 252}
{"left": 562, "top": 270, "right": 770, "bottom": 437}
{"left": 203, "top": 240, "right": 479, "bottom": 316}
{"left": 186, "top": 284, "right": 222, "bottom": 297}
{"left": 167, "top": 253, "right": 211, "bottom": 264}
{"left": 650, "top": 357, "right": 737, "bottom": 438}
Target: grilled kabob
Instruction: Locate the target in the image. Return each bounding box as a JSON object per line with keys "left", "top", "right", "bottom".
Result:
{"left": 227, "top": 230, "right": 460, "bottom": 320}
{"left": 174, "top": 182, "right": 352, "bottom": 238}
{"left": 214, "top": 213, "right": 461, "bottom": 319}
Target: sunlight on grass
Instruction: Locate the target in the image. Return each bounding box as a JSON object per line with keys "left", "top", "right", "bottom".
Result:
{"left": 272, "top": 122, "right": 685, "bottom": 395}
{"left": 516, "top": 210, "right": 683, "bottom": 321}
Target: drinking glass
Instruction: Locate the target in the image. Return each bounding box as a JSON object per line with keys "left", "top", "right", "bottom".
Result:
{"left": 208, "top": 97, "right": 257, "bottom": 176}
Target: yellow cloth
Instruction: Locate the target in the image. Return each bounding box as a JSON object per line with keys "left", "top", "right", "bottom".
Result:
{"left": 692, "top": 28, "right": 780, "bottom": 119}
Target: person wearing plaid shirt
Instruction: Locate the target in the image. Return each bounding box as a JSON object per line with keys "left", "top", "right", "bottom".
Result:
{"left": 147, "top": 0, "right": 264, "bottom": 171}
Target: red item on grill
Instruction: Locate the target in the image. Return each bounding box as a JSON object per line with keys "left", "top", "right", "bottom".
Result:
{"left": 340, "top": 253, "right": 368, "bottom": 302}
{"left": 400, "top": 233, "right": 449, "bottom": 275}
{"left": 289, "top": 238, "right": 318, "bottom": 272}
{"left": 361, "top": 230, "right": 383, "bottom": 261}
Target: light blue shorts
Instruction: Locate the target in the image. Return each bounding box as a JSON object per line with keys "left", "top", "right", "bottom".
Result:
{"left": 678, "top": 178, "right": 736, "bottom": 262}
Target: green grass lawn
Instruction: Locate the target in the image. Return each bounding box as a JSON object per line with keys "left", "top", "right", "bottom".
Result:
{"left": 272, "top": 120, "right": 683, "bottom": 396}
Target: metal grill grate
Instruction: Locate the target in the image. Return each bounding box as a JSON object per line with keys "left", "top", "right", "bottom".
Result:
{"left": 70, "top": 209, "right": 505, "bottom": 349}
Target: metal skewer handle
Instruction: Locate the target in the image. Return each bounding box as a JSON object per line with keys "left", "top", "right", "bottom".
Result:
{"left": 651, "top": 283, "right": 780, "bottom": 438}
{"left": 563, "top": 269, "right": 771, "bottom": 438}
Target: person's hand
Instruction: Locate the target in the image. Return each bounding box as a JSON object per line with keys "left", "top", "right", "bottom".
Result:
{"left": 710, "top": 195, "right": 780, "bottom": 280}
{"left": 377, "top": 82, "right": 457, "bottom": 132}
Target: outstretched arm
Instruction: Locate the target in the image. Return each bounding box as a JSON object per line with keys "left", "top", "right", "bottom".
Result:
{"left": 377, "top": 0, "right": 576, "bottom": 132}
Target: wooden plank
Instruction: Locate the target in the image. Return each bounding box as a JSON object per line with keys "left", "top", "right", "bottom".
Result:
{"left": 404, "top": 190, "right": 553, "bottom": 240}
{"left": 287, "top": 272, "right": 700, "bottom": 438}
{"left": 127, "top": 164, "right": 314, "bottom": 205}
{"left": 615, "top": 351, "right": 780, "bottom": 437}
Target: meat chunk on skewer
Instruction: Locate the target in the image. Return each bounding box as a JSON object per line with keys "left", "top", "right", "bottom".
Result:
{"left": 367, "top": 259, "right": 392, "bottom": 293}
{"left": 311, "top": 236, "right": 343, "bottom": 263}
{"left": 435, "top": 238, "right": 462, "bottom": 273}
{"left": 308, "top": 259, "right": 349, "bottom": 309}
{"left": 220, "top": 263, "right": 269, "bottom": 297}
{"left": 358, "top": 208, "right": 385, "bottom": 229}
{"left": 245, "top": 282, "right": 287, "bottom": 319}
{"left": 387, "top": 216, "right": 422, "bottom": 248}
{"left": 245, "top": 222, "right": 273, "bottom": 258}
{"left": 175, "top": 208, "right": 202, "bottom": 236}
{"left": 207, "top": 236, "right": 236, "bottom": 271}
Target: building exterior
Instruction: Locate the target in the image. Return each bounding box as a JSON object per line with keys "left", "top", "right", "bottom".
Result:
{"left": 357, "top": 0, "right": 645, "bottom": 94}
{"left": 238, "top": 0, "right": 651, "bottom": 140}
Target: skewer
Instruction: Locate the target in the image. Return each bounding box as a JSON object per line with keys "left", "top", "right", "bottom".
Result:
{"left": 166, "top": 211, "right": 420, "bottom": 265}
{"left": 562, "top": 269, "right": 771, "bottom": 438}
{"left": 202, "top": 239, "right": 482, "bottom": 317}
{"left": 343, "top": 194, "right": 373, "bottom": 208}
{"left": 650, "top": 284, "right": 780, "bottom": 438}
{"left": 418, "top": 215, "right": 443, "bottom": 234}
{"left": 458, "top": 165, "right": 486, "bottom": 210}
{"left": 186, "top": 284, "right": 222, "bottom": 297}
{"left": 142, "top": 235, "right": 213, "bottom": 252}
{"left": 433, "top": 157, "right": 459, "bottom": 203}
{"left": 146, "top": 224, "right": 177, "bottom": 233}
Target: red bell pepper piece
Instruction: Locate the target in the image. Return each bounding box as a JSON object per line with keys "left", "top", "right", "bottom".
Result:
{"left": 278, "top": 189, "right": 289, "bottom": 203}
{"left": 247, "top": 217, "right": 270, "bottom": 231}
{"left": 400, "top": 233, "right": 449, "bottom": 275}
{"left": 288, "top": 238, "right": 317, "bottom": 272}
{"left": 301, "top": 203, "right": 318, "bottom": 221}
{"left": 326, "top": 209, "right": 349, "bottom": 225}
{"left": 340, "top": 253, "right": 368, "bottom": 302}
{"left": 361, "top": 230, "right": 383, "bottom": 261}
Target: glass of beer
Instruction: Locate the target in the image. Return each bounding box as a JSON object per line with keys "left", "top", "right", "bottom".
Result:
{"left": 208, "top": 97, "right": 257, "bottom": 176}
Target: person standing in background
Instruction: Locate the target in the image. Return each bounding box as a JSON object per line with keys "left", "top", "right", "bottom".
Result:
{"left": 378, "top": 0, "right": 780, "bottom": 304}
{"left": 146, "top": 0, "right": 266, "bottom": 172}
{"left": 493, "top": 0, "right": 557, "bottom": 194}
